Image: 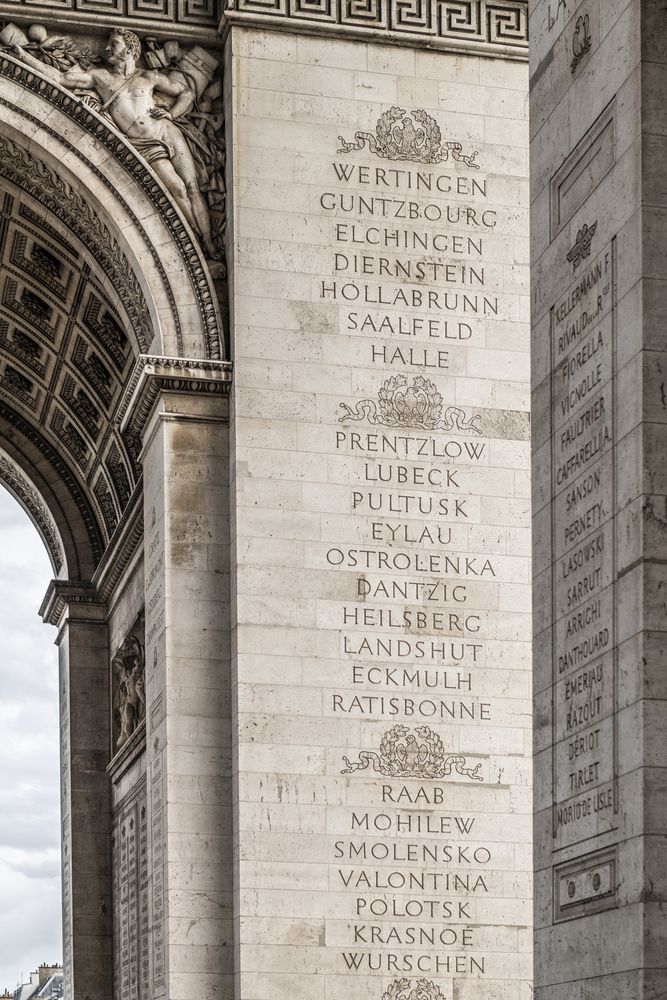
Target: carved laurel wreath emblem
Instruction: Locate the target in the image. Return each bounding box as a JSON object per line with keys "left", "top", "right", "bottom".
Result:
{"left": 338, "top": 106, "right": 479, "bottom": 168}
{"left": 566, "top": 221, "right": 597, "bottom": 269}
{"left": 339, "top": 374, "right": 482, "bottom": 434}
{"left": 383, "top": 978, "right": 447, "bottom": 1000}
{"left": 342, "top": 724, "right": 483, "bottom": 782}
{"left": 571, "top": 13, "right": 592, "bottom": 73}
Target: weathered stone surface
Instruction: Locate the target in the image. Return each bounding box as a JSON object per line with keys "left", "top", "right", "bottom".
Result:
{"left": 530, "top": 0, "right": 667, "bottom": 995}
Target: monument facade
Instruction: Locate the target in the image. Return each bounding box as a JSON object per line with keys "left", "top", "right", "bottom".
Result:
{"left": 0, "top": 2, "right": 537, "bottom": 998}
{"left": 227, "top": 22, "right": 532, "bottom": 1000}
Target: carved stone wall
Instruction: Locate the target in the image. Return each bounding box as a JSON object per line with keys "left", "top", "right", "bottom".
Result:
{"left": 0, "top": 3, "right": 535, "bottom": 999}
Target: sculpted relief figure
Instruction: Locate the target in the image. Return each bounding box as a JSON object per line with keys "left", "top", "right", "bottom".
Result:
{"left": 9, "top": 26, "right": 224, "bottom": 260}
{"left": 113, "top": 635, "right": 146, "bottom": 749}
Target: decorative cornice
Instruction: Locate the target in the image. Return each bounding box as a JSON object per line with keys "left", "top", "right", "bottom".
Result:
{"left": 119, "top": 355, "right": 233, "bottom": 441}
{"left": 39, "top": 577, "right": 103, "bottom": 625}
{"left": 0, "top": 451, "right": 65, "bottom": 573}
{"left": 0, "top": 54, "right": 224, "bottom": 360}
{"left": 222, "top": 0, "right": 528, "bottom": 59}
{"left": 0, "top": 2, "right": 222, "bottom": 37}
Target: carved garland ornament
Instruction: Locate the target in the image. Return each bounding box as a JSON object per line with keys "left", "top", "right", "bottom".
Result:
{"left": 566, "top": 221, "right": 597, "bottom": 269}
{"left": 342, "top": 724, "right": 483, "bottom": 781}
{"left": 383, "top": 980, "right": 446, "bottom": 1000}
{"left": 571, "top": 13, "right": 592, "bottom": 74}
{"left": 339, "top": 375, "right": 482, "bottom": 434}
{"left": 339, "top": 107, "right": 479, "bottom": 168}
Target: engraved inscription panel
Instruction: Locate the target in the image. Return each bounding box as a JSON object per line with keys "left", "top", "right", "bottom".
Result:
{"left": 232, "top": 49, "right": 531, "bottom": 1000}
{"left": 550, "top": 241, "right": 618, "bottom": 851}
{"left": 112, "top": 780, "right": 149, "bottom": 1000}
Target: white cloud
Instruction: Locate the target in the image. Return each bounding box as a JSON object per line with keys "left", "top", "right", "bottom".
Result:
{"left": 0, "top": 486, "right": 62, "bottom": 991}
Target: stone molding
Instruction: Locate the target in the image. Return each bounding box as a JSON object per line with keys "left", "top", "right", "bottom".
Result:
{"left": 222, "top": 0, "right": 528, "bottom": 58}
{"left": 0, "top": 53, "right": 224, "bottom": 360}
{"left": 0, "top": 451, "right": 65, "bottom": 573}
{"left": 119, "top": 354, "right": 233, "bottom": 441}
{"left": 92, "top": 483, "right": 144, "bottom": 604}
{"left": 0, "top": 0, "right": 222, "bottom": 35}
{"left": 39, "top": 577, "right": 103, "bottom": 626}
{"left": 107, "top": 720, "right": 146, "bottom": 781}
{"left": 0, "top": 398, "right": 105, "bottom": 566}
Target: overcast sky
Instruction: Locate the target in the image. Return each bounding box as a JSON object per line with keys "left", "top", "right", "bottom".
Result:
{"left": 0, "top": 485, "right": 62, "bottom": 991}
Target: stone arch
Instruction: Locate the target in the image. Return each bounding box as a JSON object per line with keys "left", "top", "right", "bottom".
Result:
{"left": 0, "top": 38, "right": 231, "bottom": 1000}
{"left": 0, "top": 451, "right": 65, "bottom": 574}
{"left": 0, "top": 49, "right": 228, "bottom": 577}
{"left": 0, "top": 51, "right": 224, "bottom": 362}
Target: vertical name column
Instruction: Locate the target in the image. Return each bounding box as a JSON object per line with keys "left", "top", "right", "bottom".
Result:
{"left": 549, "top": 240, "right": 619, "bottom": 917}
{"left": 320, "top": 117, "right": 531, "bottom": 1000}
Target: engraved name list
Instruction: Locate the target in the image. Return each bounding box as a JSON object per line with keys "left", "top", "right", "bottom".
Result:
{"left": 312, "top": 109, "right": 532, "bottom": 998}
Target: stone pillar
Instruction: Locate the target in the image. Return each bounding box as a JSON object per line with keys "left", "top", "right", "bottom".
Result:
{"left": 121, "top": 358, "right": 233, "bottom": 1000}
{"left": 530, "top": 1, "right": 667, "bottom": 995}
{"left": 41, "top": 582, "right": 112, "bottom": 1000}
{"left": 225, "top": 19, "right": 532, "bottom": 1000}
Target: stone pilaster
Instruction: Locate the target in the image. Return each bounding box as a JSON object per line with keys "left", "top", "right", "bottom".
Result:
{"left": 41, "top": 582, "right": 111, "bottom": 1000}
{"left": 120, "top": 358, "right": 233, "bottom": 1000}
{"left": 530, "top": 1, "right": 667, "bottom": 995}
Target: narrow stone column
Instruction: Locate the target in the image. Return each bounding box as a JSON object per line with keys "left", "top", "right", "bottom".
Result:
{"left": 42, "top": 582, "right": 112, "bottom": 1000}
{"left": 530, "top": 2, "right": 667, "bottom": 995}
{"left": 121, "top": 359, "right": 233, "bottom": 1000}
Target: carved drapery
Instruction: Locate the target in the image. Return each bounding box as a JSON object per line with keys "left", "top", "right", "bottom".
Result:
{"left": 111, "top": 617, "right": 146, "bottom": 752}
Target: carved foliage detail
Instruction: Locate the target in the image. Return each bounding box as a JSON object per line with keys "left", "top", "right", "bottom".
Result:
{"left": 567, "top": 221, "right": 597, "bottom": 269}
{"left": 341, "top": 724, "right": 483, "bottom": 781}
{"left": 571, "top": 13, "right": 592, "bottom": 73}
{"left": 338, "top": 106, "right": 479, "bottom": 167}
{"left": 383, "top": 981, "right": 446, "bottom": 1000}
{"left": 339, "top": 375, "right": 482, "bottom": 433}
